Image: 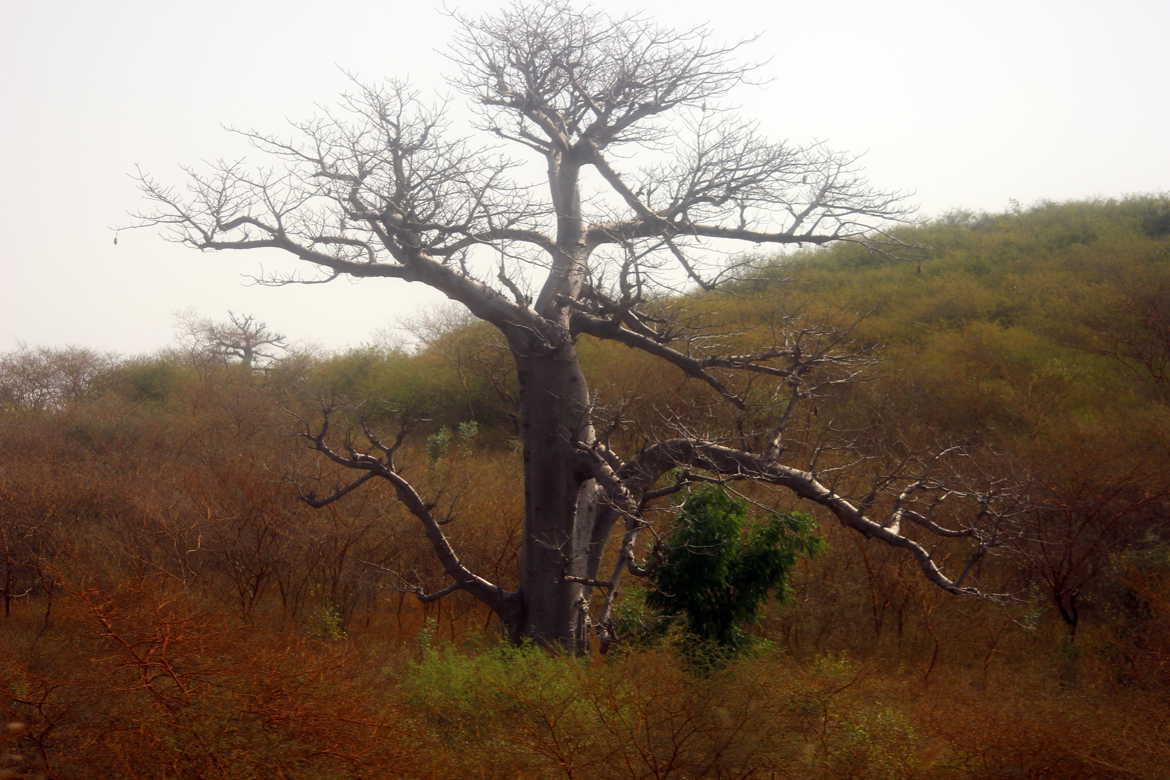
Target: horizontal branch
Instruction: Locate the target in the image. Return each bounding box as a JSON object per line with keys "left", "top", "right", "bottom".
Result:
{"left": 299, "top": 471, "right": 378, "bottom": 508}
{"left": 570, "top": 311, "right": 744, "bottom": 407}
{"left": 623, "top": 439, "right": 1008, "bottom": 599}
{"left": 587, "top": 217, "right": 839, "bottom": 247}
{"left": 360, "top": 561, "right": 469, "bottom": 603}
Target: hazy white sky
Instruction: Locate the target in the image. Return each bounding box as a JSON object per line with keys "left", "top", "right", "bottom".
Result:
{"left": 2, "top": 0, "right": 1167, "bottom": 355}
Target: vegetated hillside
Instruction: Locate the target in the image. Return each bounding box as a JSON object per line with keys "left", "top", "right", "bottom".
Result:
{"left": 2, "top": 198, "right": 1169, "bottom": 777}
{"left": 777, "top": 197, "right": 1170, "bottom": 432}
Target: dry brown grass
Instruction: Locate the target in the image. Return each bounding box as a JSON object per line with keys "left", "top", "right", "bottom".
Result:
{"left": 2, "top": 378, "right": 1169, "bottom": 777}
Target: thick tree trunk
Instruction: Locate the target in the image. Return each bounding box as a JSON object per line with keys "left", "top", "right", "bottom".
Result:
{"left": 514, "top": 342, "right": 598, "bottom": 651}
{"left": 500, "top": 148, "right": 603, "bottom": 651}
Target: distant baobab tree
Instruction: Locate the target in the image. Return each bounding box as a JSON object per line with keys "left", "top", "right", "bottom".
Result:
{"left": 180, "top": 311, "right": 288, "bottom": 370}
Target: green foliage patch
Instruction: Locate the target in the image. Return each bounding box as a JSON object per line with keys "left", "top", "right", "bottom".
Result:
{"left": 402, "top": 630, "right": 587, "bottom": 752}
{"left": 646, "top": 486, "right": 823, "bottom": 655}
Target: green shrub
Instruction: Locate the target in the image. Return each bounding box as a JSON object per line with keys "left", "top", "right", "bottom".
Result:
{"left": 647, "top": 486, "right": 823, "bottom": 655}
{"left": 402, "top": 638, "right": 585, "bottom": 743}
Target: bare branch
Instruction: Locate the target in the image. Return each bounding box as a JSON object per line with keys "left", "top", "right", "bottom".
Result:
{"left": 623, "top": 439, "right": 1013, "bottom": 599}
{"left": 360, "top": 561, "right": 469, "bottom": 603}
{"left": 299, "top": 471, "right": 379, "bottom": 508}
{"left": 297, "top": 408, "right": 513, "bottom": 613}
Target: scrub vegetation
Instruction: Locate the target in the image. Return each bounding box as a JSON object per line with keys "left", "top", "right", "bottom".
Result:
{"left": 2, "top": 198, "right": 1169, "bottom": 777}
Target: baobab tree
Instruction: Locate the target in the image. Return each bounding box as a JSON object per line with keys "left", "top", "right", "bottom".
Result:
{"left": 179, "top": 311, "right": 288, "bottom": 370}
{"left": 134, "top": 1, "right": 1013, "bottom": 650}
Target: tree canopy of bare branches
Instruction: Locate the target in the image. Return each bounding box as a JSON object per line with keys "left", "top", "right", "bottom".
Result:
{"left": 179, "top": 311, "right": 288, "bottom": 370}
{"left": 134, "top": 1, "right": 1009, "bottom": 651}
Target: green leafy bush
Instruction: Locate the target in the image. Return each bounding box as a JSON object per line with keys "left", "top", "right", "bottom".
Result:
{"left": 647, "top": 486, "right": 823, "bottom": 654}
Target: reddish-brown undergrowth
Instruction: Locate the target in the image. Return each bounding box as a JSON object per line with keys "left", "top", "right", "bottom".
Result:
{"left": 2, "top": 371, "right": 1168, "bottom": 777}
